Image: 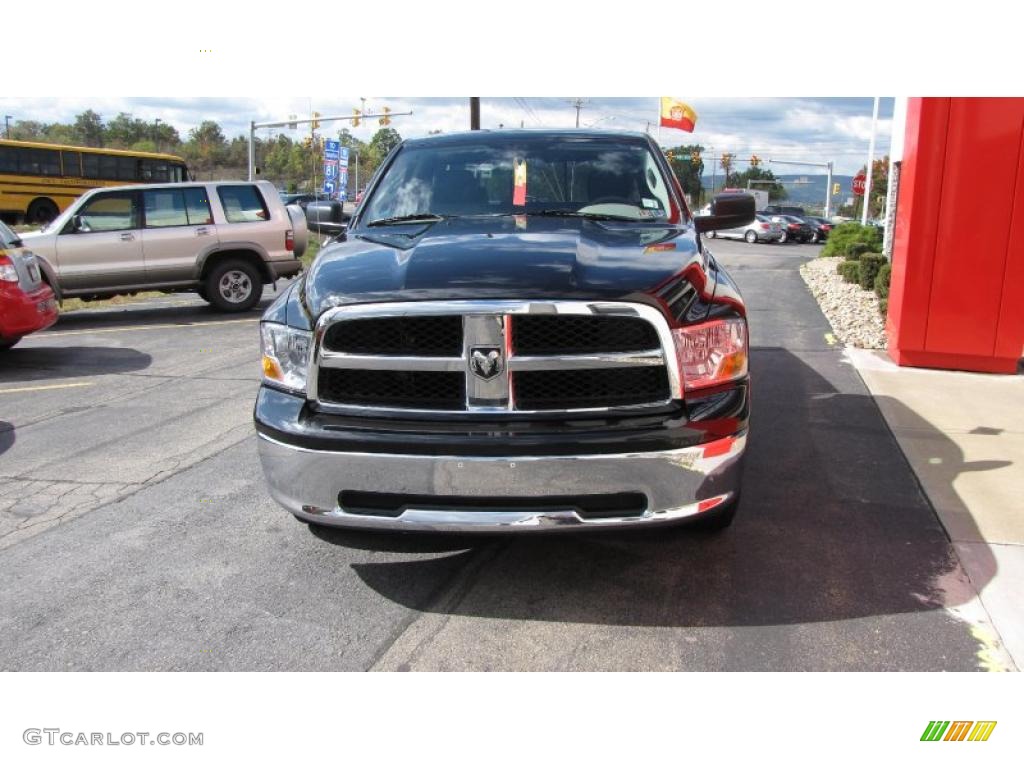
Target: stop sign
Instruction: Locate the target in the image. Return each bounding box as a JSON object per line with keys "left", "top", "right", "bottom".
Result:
{"left": 852, "top": 172, "right": 867, "bottom": 196}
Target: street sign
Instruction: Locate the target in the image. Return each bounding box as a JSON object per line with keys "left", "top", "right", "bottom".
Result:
{"left": 322, "top": 139, "right": 341, "bottom": 198}
{"left": 852, "top": 172, "right": 867, "bottom": 196}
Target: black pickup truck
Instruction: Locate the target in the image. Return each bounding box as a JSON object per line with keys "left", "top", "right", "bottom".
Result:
{"left": 255, "top": 130, "right": 753, "bottom": 533}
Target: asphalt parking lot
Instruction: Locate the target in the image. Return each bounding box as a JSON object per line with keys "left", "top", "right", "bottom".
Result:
{"left": 0, "top": 240, "right": 997, "bottom": 670}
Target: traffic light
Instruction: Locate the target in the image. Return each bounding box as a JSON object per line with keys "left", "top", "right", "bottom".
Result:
{"left": 750, "top": 154, "right": 761, "bottom": 167}
{"left": 666, "top": 149, "right": 675, "bottom": 161}
{"left": 352, "top": 109, "right": 361, "bottom": 127}
{"left": 832, "top": 182, "right": 841, "bottom": 195}
{"left": 302, "top": 136, "right": 312, "bottom": 149}
{"left": 311, "top": 112, "right": 321, "bottom": 130}
{"left": 690, "top": 150, "right": 701, "bottom": 164}
{"left": 379, "top": 106, "right": 391, "bottom": 127}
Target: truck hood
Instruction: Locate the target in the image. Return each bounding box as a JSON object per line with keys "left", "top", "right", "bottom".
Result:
{"left": 303, "top": 216, "right": 704, "bottom": 318}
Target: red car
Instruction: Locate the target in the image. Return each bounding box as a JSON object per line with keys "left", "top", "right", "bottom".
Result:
{"left": 1, "top": 220, "right": 59, "bottom": 350}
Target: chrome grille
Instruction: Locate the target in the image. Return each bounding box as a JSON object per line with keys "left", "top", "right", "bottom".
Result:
{"left": 514, "top": 367, "right": 670, "bottom": 410}
{"left": 309, "top": 301, "right": 680, "bottom": 414}
{"left": 512, "top": 315, "right": 659, "bottom": 355}
{"left": 323, "top": 315, "right": 462, "bottom": 356}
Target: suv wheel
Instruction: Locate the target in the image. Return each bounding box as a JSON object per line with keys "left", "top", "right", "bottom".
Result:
{"left": 706, "top": 231, "right": 716, "bottom": 238}
{"left": 203, "top": 260, "right": 263, "bottom": 312}
{"left": 778, "top": 231, "right": 788, "bottom": 243}
{"left": 810, "top": 231, "right": 820, "bottom": 244}
{"left": 744, "top": 230, "right": 757, "bottom": 244}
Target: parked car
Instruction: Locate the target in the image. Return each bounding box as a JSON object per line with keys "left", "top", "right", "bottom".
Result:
{"left": 255, "top": 130, "right": 752, "bottom": 533}
{"left": 763, "top": 204, "right": 806, "bottom": 217}
{"left": 766, "top": 214, "right": 813, "bottom": 243}
{"left": 706, "top": 213, "right": 783, "bottom": 243}
{"left": 801, "top": 216, "right": 833, "bottom": 243}
{"left": 20, "top": 180, "right": 308, "bottom": 312}
{"left": 0, "top": 220, "right": 59, "bottom": 350}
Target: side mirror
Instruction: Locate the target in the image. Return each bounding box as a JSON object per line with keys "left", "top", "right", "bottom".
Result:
{"left": 71, "top": 215, "right": 87, "bottom": 233}
{"left": 694, "top": 193, "right": 756, "bottom": 233}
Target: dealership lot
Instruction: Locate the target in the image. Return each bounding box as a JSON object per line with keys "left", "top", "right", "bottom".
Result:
{"left": 0, "top": 240, "right": 1007, "bottom": 671}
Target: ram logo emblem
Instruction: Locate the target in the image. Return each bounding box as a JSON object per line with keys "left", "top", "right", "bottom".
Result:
{"left": 470, "top": 347, "right": 503, "bottom": 381}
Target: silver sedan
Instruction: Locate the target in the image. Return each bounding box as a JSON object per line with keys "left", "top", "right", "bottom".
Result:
{"left": 706, "top": 214, "right": 783, "bottom": 244}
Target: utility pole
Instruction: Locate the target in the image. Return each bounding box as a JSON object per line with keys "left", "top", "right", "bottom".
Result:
{"left": 572, "top": 98, "right": 585, "bottom": 127}
{"left": 153, "top": 118, "right": 161, "bottom": 152}
{"left": 710, "top": 146, "right": 717, "bottom": 195}
{"left": 470, "top": 98, "right": 480, "bottom": 130}
{"left": 861, "top": 96, "right": 880, "bottom": 226}
{"left": 4, "top": 115, "right": 11, "bottom": 139}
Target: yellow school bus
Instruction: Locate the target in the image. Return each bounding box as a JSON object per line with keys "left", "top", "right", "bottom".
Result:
{"left": 0, "top": 139, "right": 189, "bottom": 223}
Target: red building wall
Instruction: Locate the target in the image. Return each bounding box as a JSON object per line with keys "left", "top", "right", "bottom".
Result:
{"left": 887, "top": 97, "right": 1024, "bottom": 373}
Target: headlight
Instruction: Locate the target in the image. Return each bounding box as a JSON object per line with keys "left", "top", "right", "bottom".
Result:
{"left": 261, "top": 323, "right": 311, "bottom": 393}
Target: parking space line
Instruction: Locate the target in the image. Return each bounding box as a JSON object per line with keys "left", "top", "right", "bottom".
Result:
{"left": 0, "top": 382, "right": 95, "bottom": 395}
{"left": 40, "top": 318, "right": 259, "bottom": 337}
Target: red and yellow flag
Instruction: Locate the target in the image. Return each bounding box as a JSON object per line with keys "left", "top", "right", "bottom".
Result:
{"left": 660, "top": 98, "right": 697, "bottom": 132}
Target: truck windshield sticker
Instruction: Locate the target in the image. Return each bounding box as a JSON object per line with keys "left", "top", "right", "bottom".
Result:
{"left": 513, "top": 159, "right": 527, "bottom": 207}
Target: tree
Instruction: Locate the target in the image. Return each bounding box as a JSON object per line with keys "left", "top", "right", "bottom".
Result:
{"left": 106, "top": 112, "right": 148, "bottom": 148}
{"left": 10, "top": 120, "right": 46, "bottom": 141}
{"left": 185, "top": 121, "right": 228, "bottom": 176}
{"left": 851, "top": 155, "right": 889, "bottom": 219}
{"left": 226, "top": 136, "right": 250, "bottom": 170}
{"left": 664, "top": 144, "right": 704, "bottom": 205}
{"left": 366, "top": 127, "right": 402, "bottom": 167}
{"left": 73, "top": 110, "right": 105, "bottom": 147}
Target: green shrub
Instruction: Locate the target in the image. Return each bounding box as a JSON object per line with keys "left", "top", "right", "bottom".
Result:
{"left": 820, "top": 222, "right": 883, "bottom": 257}
{"left": 837, "top": 260, "right": 861, "bottom": 284}
{"left": 879, "top": 297, "right": 888, "bottom": 317}
{"left": 858, "top": 254, "right": 886, "bottom": 291}
{"left": 874, "top": 263, "right": 892, "bottom": 299}
{"left": 846, "top": 243, "right": 872, "bottom": 260}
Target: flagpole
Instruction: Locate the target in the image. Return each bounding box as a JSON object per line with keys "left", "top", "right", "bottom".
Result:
{"left": 861, "top": 96, "right": 880, "bottom": 226}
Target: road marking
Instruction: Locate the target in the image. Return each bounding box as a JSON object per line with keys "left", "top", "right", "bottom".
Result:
{"left": 824, "top": 332, "right": 838, "bottom": 346}
{"left": 40, "top": 318, "right": 259, "bottom": 337}
{"left": 0, "top": 381, "right": 95, "bottom": 395}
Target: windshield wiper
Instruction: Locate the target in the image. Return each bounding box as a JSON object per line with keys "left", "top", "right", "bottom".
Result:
{"left": 366, "top": 213, "right": 446, "bottom": 227}
{"left": 529, "top": 209, "right": 650, "bottom": 222}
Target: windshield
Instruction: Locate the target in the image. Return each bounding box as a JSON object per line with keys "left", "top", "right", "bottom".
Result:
{"left": 360, "top": 137, "right": 679, "bottom": 224}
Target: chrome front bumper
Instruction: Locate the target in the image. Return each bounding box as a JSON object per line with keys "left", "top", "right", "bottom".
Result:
{"left": 257, "top": 432, "right": 746, "bottom": 532}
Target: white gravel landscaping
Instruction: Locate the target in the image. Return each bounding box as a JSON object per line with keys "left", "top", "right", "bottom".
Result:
{"left": 800, "top": 257, "right": 888, "bottom": 349}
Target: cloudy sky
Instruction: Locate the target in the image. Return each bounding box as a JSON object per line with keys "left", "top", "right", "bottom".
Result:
{"left": 0, "top": 97, "right": 893, "bottom": 175}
